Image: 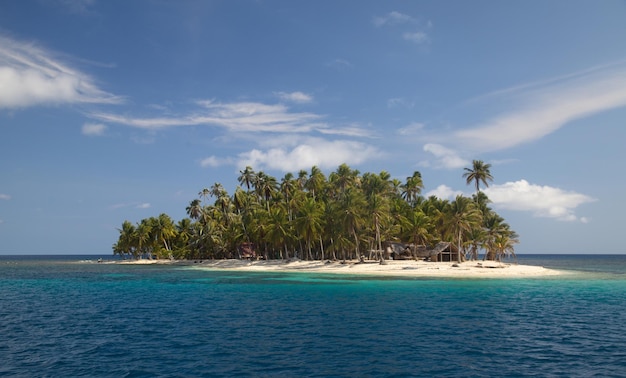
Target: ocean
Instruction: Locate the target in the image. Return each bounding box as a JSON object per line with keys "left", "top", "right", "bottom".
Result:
{"left": 1, "top": 255, "right": 625, "bottom": 377}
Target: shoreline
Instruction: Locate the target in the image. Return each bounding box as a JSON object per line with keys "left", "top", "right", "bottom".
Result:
{"left": 115, "top": 258, "right": 564, "bottom": 278}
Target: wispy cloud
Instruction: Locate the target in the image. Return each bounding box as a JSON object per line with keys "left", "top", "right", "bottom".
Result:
{"left": 397, "top": 122, "right": 424, "bottom": 136}
{"left": 0, "top": 35, "right": 122, "bottom": 109}
{"left": 403, "top": 31, "right": 429, "bottom": 44}
{"left": 374, "top": 11, "right": 431, "bottom": 45}
{"left": 0, "top": 193, "right": 11, "bottom": 200}
{"left": 373, "top": 11, "right": 414, "bottom": 27}
{"left": 326, "top": 58, "right": 353, "bottom": 70}
{"left": 81, "top": 122, "right": 107, "bottom": 136}
{"left": 387, "top": 97, "right": 414, "bottom": 108}
{"left": 49, "top": 0, "right": 96, "bottom": 14}
{"left": 455, "top": 62, "right": 626, "bottom": 151}
{"left": 110, "top": 202, "right": 151, "bottom": 210}
{"left": 200, "top": 155, "right": 233, "bottom": 168}
{"left": 91, "top": 100, "right": 325, "bottom": 133}
{"left": 275, "top": 91, "right": 313, "bottom": 104}
{"left": 484, "top": 180, "right": 596, "bottom": 222}
{"left": 316, "top": 124, "right": 375, "bottom": 138}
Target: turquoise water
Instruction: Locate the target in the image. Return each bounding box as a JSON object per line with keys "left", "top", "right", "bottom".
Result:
{"left": 1, "top": 255, "right": 626, "bottom": 377}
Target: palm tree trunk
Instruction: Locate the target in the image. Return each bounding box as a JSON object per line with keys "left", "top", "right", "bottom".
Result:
{"left": 457, "top": 230, "right": 462, "bottom": 263}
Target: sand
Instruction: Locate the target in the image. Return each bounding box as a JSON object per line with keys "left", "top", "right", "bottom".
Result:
{"left": 118, "top": 258, "right": 564, "bottom": 278}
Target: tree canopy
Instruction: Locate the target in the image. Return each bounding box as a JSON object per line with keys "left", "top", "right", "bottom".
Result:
{"left": 113, "top": 164, "right": 517, "bottom": 262}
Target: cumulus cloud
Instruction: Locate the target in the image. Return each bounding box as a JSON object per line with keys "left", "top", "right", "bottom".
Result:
{"left": 0, "top": 35, "right": 121, "bottom": 109}
{"left": 373, "top": 11, "right": 414, "bottom": 27}
{"left": 275, "top": 91, "right": 313, "bottom": 104}
{"left": 484, "top": 180, "right": 596, "bottom": 222}
{"left": 81, "top": 122, "right": 107, "bottom": 136}
{"left": 0, "top": 193, "right": 11, "bottom": 200}
{"left": 136, "top": 203, "right": 151, "bottom": 209}
{"left": 424, "top": 185, "right": 463, "bottom": 200}
{"left": 455, "top": 62, "right": 626, "bottom": 152}
{"left": 422, "top": 143, "right": 469, "bottom": 169}
{"left": 237, "top": 138, "right": 382, "bottom": 172}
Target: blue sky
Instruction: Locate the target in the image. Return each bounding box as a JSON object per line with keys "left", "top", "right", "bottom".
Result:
{"left": 1, "top": 0, "right": 626, "bottom": 255}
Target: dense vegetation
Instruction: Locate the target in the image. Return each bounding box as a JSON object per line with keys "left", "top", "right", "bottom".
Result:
{"left": 113, "top": 161, "right": 518, "bottom": 262}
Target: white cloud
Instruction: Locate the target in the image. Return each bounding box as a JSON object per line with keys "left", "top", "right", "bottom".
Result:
{"left": 403, "top": 31, "right": 429, "bottom": 44}
{"left": 0, "top": 35, "right": 122, "bottom": 109}
{"left": 326, "top": 58, "right": 353, "bottom": 70}
{"left": 275, "top": 91, "right": 313, "bottom": 104}
{"left": 484, "top": 180, "right": 596, "bottom": 222}
{"left": 50, "top": 0, "right": 96, "bottom": 14}
{"left": 200, "top": 155, "right": 232, "bottom": 168}
{"left": 425, "top": 185, "right": 463, "bottom": 200}
{"left": 455, "top": 63, "right": 626, "bottom": 151}
{"left": 422, "top": 143, "right": 469, "bottom": 169}
{"left": 373, "top": 11, "right": 414, "bottom": 27}
{"left": 387, "top": 97, "right": 414, "bottom": 108}
{"left": 0, "top": 193, "right": 11, "bottom": 200}
{"left": 81, "top": 122, "right": 107, "bottom": 136}
{"left": 110, "top": 202, "right": 151, "bottom": 210}
{"left": 91, "top": 100, "right": 325, "bottom": 133}
{"left": 316, "top": 124, "right": 375, "bottom": 138}
{"left": 237, "top": 138, "right": 382, "bottom": 172}
{"left": 397, "top": 122, "right": 424, "bottom": 136}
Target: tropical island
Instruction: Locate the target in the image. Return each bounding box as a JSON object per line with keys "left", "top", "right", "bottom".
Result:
{"left": 112, "top": 160, "right": 539, "bottom": 272}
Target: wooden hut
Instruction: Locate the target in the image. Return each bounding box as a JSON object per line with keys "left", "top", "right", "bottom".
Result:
{"left": 430, "top": 242, "right": 463, "bottom": 262}
{"left": 238, "top": 242, "right": 257, "bottom": 259}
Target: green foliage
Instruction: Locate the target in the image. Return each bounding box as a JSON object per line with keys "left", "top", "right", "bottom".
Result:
{"left": 113, "top": 163, "right": 517, "bottom": 261}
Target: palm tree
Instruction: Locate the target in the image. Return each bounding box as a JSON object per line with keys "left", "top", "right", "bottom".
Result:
{"left": 265, "top": 204, "right": 291, "bottom": 259}
{"left": 446, "top": 195, "right": 482, "bottom": 263}
{"left": 338, "top": 187, "right": 367, "bottom": 261}
{"left": 463, "top": 160, "right": 494, "bottom": 193}
{"left": 173, "top": 218, "right": 193, "bottom": 259}
{"left": 401, "top": 171, "right": 424, "bottom": 206}
{"left": 113, "top": 163, "right": 520, "bottom": 264}
{"left": 366, "top": 192, "right": 390, "bottom": 262}
{"left": 186, "top": 199, "right": 203, "bottom": 220}
{"left": 329, "top": 163, "right": 360, "bottom": 198}
{"left": 113, "top": 220, "right": 136, "bottom": 258}
{"left": 136, "top": 219, "right": 152, "bottom": 259}
{"left": 294, "top": 197, "right": 325, "bottom": 260}
{"left": 422, "top": 195, "right": 450, "bottom": 241}
{"left": 403, "top": 209, "right": 432, "bottom": 257}
{"left": 199, "top": 188, "right": 211, "bottom": 204}
{"left": 251, "top": 171, "right": 277, "bottom": 210}
{"left": 238, "top": 166, "right": 256, "bottom": 192}
{"left": 306, "top": 166, "right": 326, "bottom": 200}
{"left": 151, "top": 213, "right": 177, "bottom": 258}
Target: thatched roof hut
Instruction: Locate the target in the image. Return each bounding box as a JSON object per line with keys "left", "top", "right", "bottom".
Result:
{"left": 429, "top": 242, "right": 462, "bottom": 262}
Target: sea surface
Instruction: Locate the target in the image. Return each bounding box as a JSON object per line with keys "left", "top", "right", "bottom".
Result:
{"left": 1, "top": 254, "right": 626, "bottom": 377}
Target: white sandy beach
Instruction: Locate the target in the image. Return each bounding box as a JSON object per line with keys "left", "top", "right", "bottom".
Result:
{"left": 118, "top": 258, "right": 563, "bottom": 278}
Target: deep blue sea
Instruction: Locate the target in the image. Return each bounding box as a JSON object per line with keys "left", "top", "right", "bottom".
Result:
{"left": 1, "top": 255, "right": 626, "bottom": 377}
